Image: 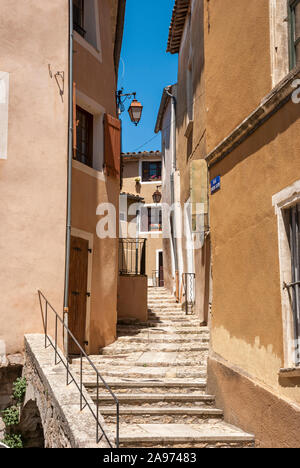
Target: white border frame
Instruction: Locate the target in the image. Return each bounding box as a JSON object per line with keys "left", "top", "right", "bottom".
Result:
{"left": 272, "top": 180, "right": 300, "bottom": 368}
{"left": 71, "top": 228, "right": 94, "bottom": 354}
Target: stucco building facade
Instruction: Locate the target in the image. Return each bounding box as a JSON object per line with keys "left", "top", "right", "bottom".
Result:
{"left": 0, "top": 0, "right": 126, "bottom": 356}
{"left": 165, "top": 0, "right": 300, "bottom": 447}
{"left": 121, "top": 151, "right": 164, "bottom": 286}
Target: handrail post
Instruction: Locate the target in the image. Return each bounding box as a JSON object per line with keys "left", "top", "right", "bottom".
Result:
{"left": 96, "top": 373, "right": 99, "bottom": 443}
{"left": 55, "top": 314, "right": 58, "bottom": 365}
{"left": 116, "top": 401, "right": 120, "bottom": 448}
{"left": 45, "top": 301, "right": 48, "bottom": 348}
{"left": 80, "top": 351, "right": 83, "bottom": 410}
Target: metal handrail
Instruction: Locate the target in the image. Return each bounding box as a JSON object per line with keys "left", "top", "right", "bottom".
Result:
{"left": 38, "top": 290, "right": 119, "bottom": 448}
{"left": 119, "top": 238, "right": 147, "bottom": 276}
{"left": 283, "top": 281, "right": 300, "bottom": 290}
{"left": 182, "top": 273, "right": 196, "bottom": 315}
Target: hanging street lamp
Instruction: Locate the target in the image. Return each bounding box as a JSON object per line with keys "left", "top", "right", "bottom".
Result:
{"left": 152, "top": 186, "right": 162, "bottom": 204}
{"left": 117, "top": 89, "right": 143, "bottom": 126}
{"left": 128, "top": 98, "right": 143, "bottom": 126}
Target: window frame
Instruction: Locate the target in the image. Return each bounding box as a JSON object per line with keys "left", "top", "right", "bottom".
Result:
{"left": 288, "top": 0, "right": 300, "bottom": 70}
{"left": 273, "top": 180, "right": 300, "bottom": 368}
{"left": 140, "top": 160, "right": 162, "bottom": 184}
{"left": 75, "top": 105, "right": 94, "bottom": 169}
{"left": 140, "top": 204, "right": 163, "bottom": 234}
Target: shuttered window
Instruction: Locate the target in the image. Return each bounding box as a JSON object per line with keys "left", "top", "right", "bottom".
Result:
{"left": 104, "top": 114, "right": 121, "bottom": 177}
{"left": 289, "top": 0, "right": 300, "bottom": 69}
{"left": 75, "top": 106, "right": 94, "bottom": 168}
{"left": 288, "top": 204, "right": 300, "bottom": 365}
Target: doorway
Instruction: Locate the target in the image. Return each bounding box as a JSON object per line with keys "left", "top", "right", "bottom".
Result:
{"left": 68, "top": 236, "right": 89, "bottom": 355}
{"left": 158, "top": 250, "right": 164, "bottom": 287}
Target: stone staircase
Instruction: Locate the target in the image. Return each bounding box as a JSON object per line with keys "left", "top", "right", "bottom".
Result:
{"left": 71, "top": 287, "right": 255, "bottom": 448}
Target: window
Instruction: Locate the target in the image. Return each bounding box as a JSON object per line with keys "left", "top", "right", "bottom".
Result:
{"left": 141, "top": 206, "right": 162, "bottom": 233}
{"left": 273, "top": 181, "right": 300, "bottom": 368}
{"left": 287, "top": 204, "right": 300, "bottom": 365}
{"left": 73, "top": 0, "right": 85, "bottom": 37}
{"left": 75, "top": 106, "right": 93, "bottom": 168}
{"left": 141, "top": 161, "right": 162, "bottom": 183}
{"left": 73, "top": 0, "right": 100, "bottom": 56}
{"left": 289, "top": 0, "right": 300, "bottom": 69}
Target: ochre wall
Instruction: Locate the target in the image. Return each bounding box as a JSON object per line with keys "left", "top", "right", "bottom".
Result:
{"left": 0, "top": 0, "right": 69, "bottom": 354}
{"left": 71, "top": 169, "right": 119, "bottom": 354}
{"left": 207, "top": 354, "right": 300, "bottom": 448}
{"left": 118, "top": 275, "right": 148, "bottom": 322}
{"left": 72, "top": 0, "right": 120, "bottom": 353}
{"left": 204, "top": 0, "right": 272, "bottom": 151}
{"left": 209, "top": 99, "right": 300, "bottom": 404}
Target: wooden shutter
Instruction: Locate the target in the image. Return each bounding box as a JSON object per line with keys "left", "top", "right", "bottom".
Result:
{"left": 104, "top": 113, "right": 121, "bottom": 177}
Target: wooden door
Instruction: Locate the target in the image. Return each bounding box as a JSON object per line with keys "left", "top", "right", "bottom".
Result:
{"left": 159, "top": 251, "right": 164, "bottom": 287}
{"left": 68, "top": 236, "right": 89, "bottom": 355}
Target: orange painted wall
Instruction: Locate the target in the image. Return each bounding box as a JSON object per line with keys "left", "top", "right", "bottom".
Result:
{"left": 72, "top": 0, "right": 121, "bottom": 353}
{"left": 0, "top": 0, "right": 69, "bottom": 354}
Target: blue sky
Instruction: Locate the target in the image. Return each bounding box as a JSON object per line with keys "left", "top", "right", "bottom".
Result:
{"left": 118, "top": 0, "right": 178, "bottom": 153}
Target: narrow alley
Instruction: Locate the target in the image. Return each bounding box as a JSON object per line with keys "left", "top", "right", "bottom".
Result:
{"left": 71, "top": 288, "right": 254, "bottom": 448}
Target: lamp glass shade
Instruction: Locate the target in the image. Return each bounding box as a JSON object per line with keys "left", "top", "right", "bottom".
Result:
{"left": 128, "top": 99, "right": 143, "bottom": 125}
{"left": 152, "top": 188, "right": 162, "bottom": 204}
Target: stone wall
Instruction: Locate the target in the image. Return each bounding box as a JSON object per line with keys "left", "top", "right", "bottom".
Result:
{"left": 23, "top": 334, "right": 114, "bottom": 448}
{"left": 0, "top": 354, "right": 23, "bottom": 442}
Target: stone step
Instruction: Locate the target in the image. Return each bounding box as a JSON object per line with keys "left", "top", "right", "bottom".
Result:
{"left": 82, "top": 379, "right": 207, "bottom": 394}
{"left": 114, "top": 423, "right": 255, "bottom": 448}
{"left": 148, "top": 304, "right": 183, "bottom": 310}
{"left": 115, "top": 335, "right": 209, "bottom": 345}
{"left": 90, "top": 393, "right": 215, "bottom": 408}
{"left": 100, "top": 343, "right": 209, "bottom": 355}
{"left": 80, "top": 365, "right": 207, "bottom": 379}
{"left": 117, "top": 326, "right": 209, "bottom": 336}
{"left": 117, "top": 321, "right": 201, "bottom": 329}
{"left": 74, "top": 359, "right": 207, "bottom": 369}
{"left": 100, "top": 407, "right": 223, "bottom": 425}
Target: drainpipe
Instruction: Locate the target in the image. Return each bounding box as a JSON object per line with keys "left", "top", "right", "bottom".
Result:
{"left": 166, "top": 88, "right": 179, "bottom": 272}
{"left": 63, "top": 0, "right": 74, "bottom": 354}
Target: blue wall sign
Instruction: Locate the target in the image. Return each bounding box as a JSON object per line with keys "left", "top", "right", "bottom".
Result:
{"left": 211, "top": 176, "right": 221, "bottom": 194}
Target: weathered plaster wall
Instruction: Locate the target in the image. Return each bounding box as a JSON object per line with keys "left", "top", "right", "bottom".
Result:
{"left": 0, "top": 0, "right": 69, "bottom": 354}
{"left": 72, "top": 0, "right": 121, "bottom": 354}
{"left": 117, "top": 275, "right": 148, "bottom": 322}
{"left": 204, "top": 0, "right": 272, "bottom": 152}
{"left": 209, "top": 99, "right": 300, "bottom": 405}
{"left": 207, "top": 354, "right": 300, "bottom": 448}
{"left": 71, "top": 169, "right": 119, "bottom": 354}
{"left": 23, "top": 334, "right": 114, "bottom": 448}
